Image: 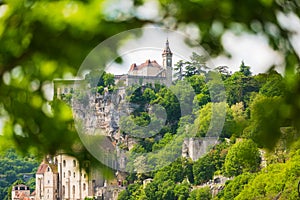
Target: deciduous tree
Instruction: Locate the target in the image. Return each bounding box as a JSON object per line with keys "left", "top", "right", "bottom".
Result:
{"left": 224, "top": 139, "right": 261, "bottom": 177}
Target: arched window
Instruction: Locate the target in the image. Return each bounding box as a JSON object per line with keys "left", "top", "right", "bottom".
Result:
{"left": 47, "top": 167, "right": 50, "bottom": 172}
{"left": 62, "top": 185, "right": 65, "bottom": 197}
{"left": 73, "top": 160, "right": 76, "bottom": 167}
{"left": 83, "top": 183, "right": 86, "bottom": 191}
{"left": 63, "top": 160, "right": 66, "bottom": 167}
{"left": 72, "top": 185, "right": 75, "bottom": 195}
{"left": 68, "top": 170, "right": 71, "bottom": 177}
{"left": 73, "top": 172, "right": 75, "bottom": 178}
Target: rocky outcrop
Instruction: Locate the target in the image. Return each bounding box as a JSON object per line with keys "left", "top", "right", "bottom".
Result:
{"left": 182, "top": 137, "right": 219, "bottom": 161}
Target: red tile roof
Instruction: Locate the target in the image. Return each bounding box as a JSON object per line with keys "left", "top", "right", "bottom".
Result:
{"left": 36, "top": 163, "right": 58, "bottom": 174}
{"left": 129, "top": 60, "right": 162, "bottom": 71}
{"left": 36, "top": 163, "right": 48, "bottom": 174}
{"left": 15, "top": 191, "right": 30, "bottom": 199}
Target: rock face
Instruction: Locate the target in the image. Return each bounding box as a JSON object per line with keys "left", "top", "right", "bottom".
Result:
{"left": 182, "top": 137, "right": 219, "bottom": 161}
{"left": 71, "top": 87, "right": 136, "bottom": 172}
{"left": 72, "top": 87, "right": 125, "bottom": 137}
{"left": 54, "top": 79, "right": 220, "bottom": 173}
{"left": 73, "top": 87, "right": 220, "bottom": 171}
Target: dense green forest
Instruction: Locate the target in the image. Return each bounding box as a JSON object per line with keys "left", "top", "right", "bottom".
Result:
{"left": 0, "top": 149, "right": 39, "bottom": 200}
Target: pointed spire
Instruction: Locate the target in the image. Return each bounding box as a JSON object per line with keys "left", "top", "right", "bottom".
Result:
{"left": 162, "top": 38, "right": 172, "bottom": 56}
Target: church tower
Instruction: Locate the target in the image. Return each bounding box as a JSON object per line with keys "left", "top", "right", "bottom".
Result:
{"left": 162, "top": 39, "right": 173, "bottom": 86}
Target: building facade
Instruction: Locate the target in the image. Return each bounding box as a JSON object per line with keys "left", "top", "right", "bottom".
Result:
{"left": 115, "top": 39, "right": 173, "bottom": 87}
{"left": 35, "top": 154, "right": 100, "bottom": 200}
{"left": 12, "top": 184, "right": 34, "bottom": 200}
{"left": 36, "top": 162, "right": 58, "bottom": 200}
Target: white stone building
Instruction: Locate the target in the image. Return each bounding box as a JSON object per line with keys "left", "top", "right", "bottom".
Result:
{"left": 35, "top": 154, "right": 104, "bottom": 200}
{"left": 35, "top": 162, "right": 58, "bottom": 200}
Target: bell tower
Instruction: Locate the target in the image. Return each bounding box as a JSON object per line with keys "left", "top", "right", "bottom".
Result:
{"left": 162, "top": 39, "right": 173, "bottom": 86}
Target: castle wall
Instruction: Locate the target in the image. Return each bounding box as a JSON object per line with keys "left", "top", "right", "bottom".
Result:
{"left": 127, "top": 76, "right": 166, "bottom": 87}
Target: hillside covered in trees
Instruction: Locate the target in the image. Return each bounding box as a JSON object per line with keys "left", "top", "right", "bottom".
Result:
{"left": 0, "top": 149, "right": 39, "bottom": 200}
{"left": 115, "top": 59, "right": 300, "bottom": 200}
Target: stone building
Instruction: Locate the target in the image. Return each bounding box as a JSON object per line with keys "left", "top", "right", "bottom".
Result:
{"left": 11, "top": 184, "right": 33, "bottom": 200}
{"left": 35, "top": 154, "right": 105, "bottom": 200}
{"left": 54, "top": 39, "right": 173, "bottom": 99}
{"left": 36, "top": 162, "right": 58, "bottom": 200}
{"left": 115, "top": 39, "right": 173, "bottom": 87}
